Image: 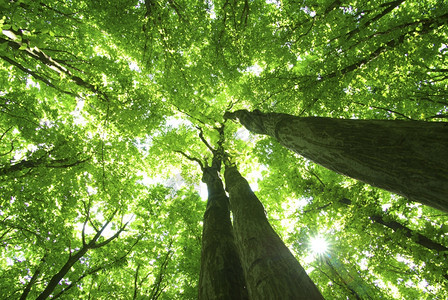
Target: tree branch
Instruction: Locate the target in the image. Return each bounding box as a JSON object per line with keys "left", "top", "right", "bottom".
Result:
{"left": 19, "top": 253, "right": 47, "bottom": 300}
{"left": 197, "top": 126, "right": 214, "bottom": 153}
{"left": 174, "top": 150, "right": 204, "bottom": 170}
{"left": 352, "top": 101, "right": 413, "bottom": 120}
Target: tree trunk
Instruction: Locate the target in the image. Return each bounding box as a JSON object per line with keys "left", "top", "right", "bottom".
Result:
{"left": 198, "top": 165, "right": 248, "bottom": 300}
{"left": 224, "top": 165, "right": 324, "bottom": 299}
{"left": 225, "top": 110, "right": 448, "bottom": 212}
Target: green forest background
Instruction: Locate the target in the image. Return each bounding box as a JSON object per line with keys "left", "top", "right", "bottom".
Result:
{"left": 1, "top": 0, "right": 447, "bottom": 298}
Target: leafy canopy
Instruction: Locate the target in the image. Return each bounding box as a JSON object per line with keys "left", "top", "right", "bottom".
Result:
{"left": 1, "top": 0, "right": 447, "bottom": 299}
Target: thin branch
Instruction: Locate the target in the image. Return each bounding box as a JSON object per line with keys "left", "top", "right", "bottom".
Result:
{"left": 425, "top": 114, "right": 448, "bottom": 120}
{"left": 53, "top": 234, "right": 142, "bottom": 299}
{"left": 197, "top": 127, "right": 214, "bottom": 153}
{"left": 171, "top": 103, "right": 211, "bottom": 127}
{"left": 81, "top": 197, "right": 94, "bottom": 246}
{"left": 0, "top": 126, "right": 13, "bottom": 142}
{"left": 2, "top": 33, "right": 109, "bottom": 101}
{"left": 0, "top": 54, "right": 75, "bottom": 96}
{"left": 88, "top": 208, "right": 120, "bottom": 246}
{"left": 346, "top": 0, "right": 405, "bottom": 40}
{"left": 81, "top": 216, "right": 88, "bottom": 247}
{"left": 306, "top": 169, "right": 326, "bottom": 188}
{"left": 0, "top": 140, "right": 14, "bottom": 157}
{"left": 91, "top": 216, "right": 131, "bottom": 249}
{"left": 315, "top": 265, "right": 346, "bottom": 290}
{"left": 325, "top": 258, "right": 363, "bottom": 300}
{"left": 46, "top": 158, "right": 90, "bottom": 168}
{"left": 352, "top": 101, "right": 413, "bottom": 120}
{"left": 302, "top": 202, "right": 332, "bottom": 214}
{"left": 325, "top": 0, "right": 342, "bottom": 14}
{"left": 174, "top": 150, "right": 204, "bottom": 170}
{"left": 149, "top": 241, "right": 173, "bottom": 300}
{"left": 133, "top": 265, "right": 141, "bottom": 300}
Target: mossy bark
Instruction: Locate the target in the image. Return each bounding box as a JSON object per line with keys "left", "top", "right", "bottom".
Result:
{"left": 198, "top": 166, "right": 248, "bottom": 300}
{"left": 225, "top": 110, "right": 448, "bottom": 212}
{"left": 224, "top": 165, "right": 324, "bottom": 300}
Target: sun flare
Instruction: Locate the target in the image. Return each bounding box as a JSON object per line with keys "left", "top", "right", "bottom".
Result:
{"left": 310, "top": 236, "right": 328, "bottom": 255}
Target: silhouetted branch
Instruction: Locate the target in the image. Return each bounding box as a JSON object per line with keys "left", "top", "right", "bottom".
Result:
{"left": 174, "top": 150, "right": 204, "bottom": 170}
{"left": 20, "top": 253, "right": 48, "bottom": 300}
{"left": 197, "top": 127, "right": 214, "bottom": 153}
{"left": 353, "top": 101, "right": 413, "bottom": 120}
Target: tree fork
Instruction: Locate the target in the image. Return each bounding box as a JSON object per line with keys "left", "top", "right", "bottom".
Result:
{"left": 224, "top": 164, "right": 324, "bottom": 299}
{"left": 225, "top": 110, "right": 448, "bottom": 212}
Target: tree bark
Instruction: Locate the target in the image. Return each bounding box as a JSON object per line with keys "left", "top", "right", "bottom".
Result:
{"left": 225, "top": 110, "right": 448, "bottom": 212}
{"left": 224, "top": 165, "right": 324, "bottom": 299}
{"left": 198, "top": 165, "right": 248, "bottom": 299}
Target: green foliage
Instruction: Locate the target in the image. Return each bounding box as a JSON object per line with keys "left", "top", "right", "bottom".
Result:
{"left": 1, "top": 0, "right": 447, "bottom": 298}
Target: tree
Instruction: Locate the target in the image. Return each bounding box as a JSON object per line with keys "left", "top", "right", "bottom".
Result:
{"left": 225, "top": 109, "right": 448, "bottom": 212}
{"left": 189, "top": 124, "right": 321, "bottom": 298}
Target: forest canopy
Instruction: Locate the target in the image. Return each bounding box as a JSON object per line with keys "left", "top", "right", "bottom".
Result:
{"left": 1, "top": 0, "right": 447, "bottom": 299}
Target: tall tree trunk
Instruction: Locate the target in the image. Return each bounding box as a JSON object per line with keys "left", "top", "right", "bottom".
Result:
{"left": 224, "top": 110, "right": 448, "bottom": 212}
{"left": 224, "top": 165, "right": 324, "bottom": 299}
{"left": 198, "top": 165, "right": 248, "bottom": 299}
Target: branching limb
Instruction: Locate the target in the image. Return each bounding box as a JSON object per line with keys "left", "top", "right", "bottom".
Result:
{"left": 149, "top": 240, "right": 174, "bottom": 300}
{"left": 91, "top": 214, "right": 132, "bottom": 249}
{"left": 81, "top": 197, "right": 94, "bottom": 246}
{"left": 171, "top": 103, "right": 212, "bottom": 127}
{"left": 0, "top": 54, "right": 75, "bottom": 96}
{"left": 197, "top": 127, "right": 214, "bottom": 153}
{"left": 53, "top": 234, "right": 142, "bottom": 299}
{"left": 174, "top": 150, "right": 204, "bottom": 170}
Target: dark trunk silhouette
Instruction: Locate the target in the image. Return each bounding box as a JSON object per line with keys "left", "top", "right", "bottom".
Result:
{"left": 198, "top": 160, "right": 248, "bottom": 299}
{"left": 196, "top": 126, "right": 248, "bottom": 299}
